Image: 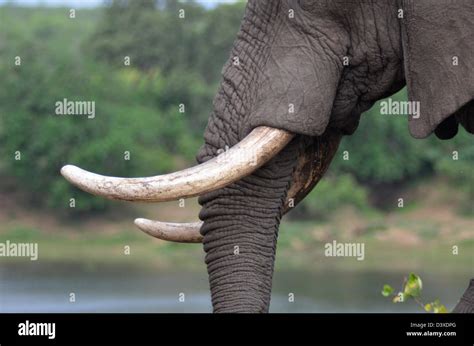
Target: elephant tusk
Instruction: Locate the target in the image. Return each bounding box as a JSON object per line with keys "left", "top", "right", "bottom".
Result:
{"left": 134, "top": 219, "right": 196, "bottom": 243}
{"left": 134, "top": 218, "right": 204, "bottom": 243}
{"left": 132, "top": 179, "right": 298, "bottom": 243}
{"left": 60, "top": 126, "right": 294, "bottom": 202}
{"left": 134, "top": 131, "right": 343, "bottom": 243}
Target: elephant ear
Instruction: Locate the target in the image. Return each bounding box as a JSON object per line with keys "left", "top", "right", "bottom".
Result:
{"left": 400, "top": 0, "right": 474, "bottom": 139}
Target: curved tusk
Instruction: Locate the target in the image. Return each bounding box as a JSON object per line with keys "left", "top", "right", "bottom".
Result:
{"left": 61, "top": 126, "right": 294, "bottom": 202}
{"left": 134, "top": 130, "right": 342, "bottom": 243}
{"left": 134, "top": 218, "right": 204, "bottom": 243}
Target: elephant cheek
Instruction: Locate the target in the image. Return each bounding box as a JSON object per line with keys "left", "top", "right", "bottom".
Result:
{"left": 198, "top": 140, "right": 300, "bottom": 313}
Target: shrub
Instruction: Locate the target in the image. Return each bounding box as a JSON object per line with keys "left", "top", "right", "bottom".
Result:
{"left": 299, "top": 174, "right": 370, "bottom": 220}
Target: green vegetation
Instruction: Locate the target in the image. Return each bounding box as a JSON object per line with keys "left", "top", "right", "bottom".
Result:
{"left": 299, "top": 88, "right": 473, "bottom": 215}
{"left": 297, "top": 174, "right": 370, "bottom": 220}
{"left": 382, "top": 273, "right": 448, "bottom": 313}
{"left": 0, "top": 1, "right": 243, "bottom": 213}
{"left": 0, "top": 1, "right": 472, "bottom": 218}
{"left": 2, "top": 210, "right": 473, "bottom": 272}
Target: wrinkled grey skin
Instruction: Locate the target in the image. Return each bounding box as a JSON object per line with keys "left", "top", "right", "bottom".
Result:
{"left": 196, "top": 0, "right": 474, "bottom": 313}
{"left": 453, "top": 279, "right": 474, "bottom": 313}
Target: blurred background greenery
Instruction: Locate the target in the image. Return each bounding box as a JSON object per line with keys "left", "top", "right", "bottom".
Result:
{"left": 0, "top": 0, "right": 472, "bottom": 313}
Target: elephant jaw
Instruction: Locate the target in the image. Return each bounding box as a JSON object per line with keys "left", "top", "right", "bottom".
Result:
{"left": 134, "top": 131, "right": 342, "bottom": 243}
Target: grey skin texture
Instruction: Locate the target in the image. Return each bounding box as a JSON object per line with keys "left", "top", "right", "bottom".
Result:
{"left": 196, "top": 0, "right": 474, "bottom": 312}
{"left": 453, "top": 279, "right": 474, "bottom": 313}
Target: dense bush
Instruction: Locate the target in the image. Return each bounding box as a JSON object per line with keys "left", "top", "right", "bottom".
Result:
{"left": 431, "top": 131, "right": 474, "bottom": 214}
{"left": 333, "top": 89, "right": 431, "bottom": 185}
{"left": 300, "top": 88, "right": 473, "bottom": 214}
{"left": 298, "top": 174, "right": 370, "bottom": 220}
{"left": 0, "top": 5, "right": 206, "bottom": 213}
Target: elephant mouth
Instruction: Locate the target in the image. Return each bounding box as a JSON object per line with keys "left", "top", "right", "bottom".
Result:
{"left": 61, "top": 126, "right": 341, "bottom": 243}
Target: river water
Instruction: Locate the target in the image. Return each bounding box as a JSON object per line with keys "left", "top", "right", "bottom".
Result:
{"left": 0, "top": 262, "right": 468, "bottom": 312}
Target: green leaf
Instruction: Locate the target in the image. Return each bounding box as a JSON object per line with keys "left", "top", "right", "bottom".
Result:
{"left": 382, "top": 284, "right": 395, "bottom": 297}
{"left": 432, "top": 299, "right": 448, "bottom": 313}
{"left": 393, "top": 292, "right": 405, "bottom": 303}
{"left": 424, "top": 303, "right": 432, "bottom": 312}
{"left": 404, "top": 273, "right": 423, "bottom": 298}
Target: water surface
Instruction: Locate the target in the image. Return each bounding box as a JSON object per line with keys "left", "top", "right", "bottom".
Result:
{"left": 0, "top": 263, "right": 468, "bottom": 312}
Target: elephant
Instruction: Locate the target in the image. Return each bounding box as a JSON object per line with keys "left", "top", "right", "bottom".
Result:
{"left": 60, "top": 0, "right": 474, "bottom": 313}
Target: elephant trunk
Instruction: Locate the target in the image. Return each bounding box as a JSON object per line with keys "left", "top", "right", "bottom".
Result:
{"left": 198, "top": 141, "right": 300, "bottom": 312}
{"left": 195, "top": 1, "right": 343, "bottom": 312}
{"left": 194, "top": 2, "right": 285, "bottom": 312}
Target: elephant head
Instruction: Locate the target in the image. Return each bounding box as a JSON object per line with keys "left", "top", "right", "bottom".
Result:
{"left": 61, "top": 0, "right": 474, "bottom": 312}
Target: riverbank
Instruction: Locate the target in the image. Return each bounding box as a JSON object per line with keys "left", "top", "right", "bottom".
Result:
{"left": 1, "top": 215, "right": 472, "bottom": 273}
{"left": 0, "top": 178, "right": 472, "bottom": 273}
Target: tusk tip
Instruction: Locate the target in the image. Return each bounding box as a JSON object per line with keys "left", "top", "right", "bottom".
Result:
{"left": 134, "top": 218, "right": 156, "bottom": 235}
{"left": 134, "top": 218, "right": 148, "bottom": 227}
{"left": 60, "top": 164, "right": 81, "bottom": 180}
{"left": 133, "top": 218, "right": 203, "bottom": 243}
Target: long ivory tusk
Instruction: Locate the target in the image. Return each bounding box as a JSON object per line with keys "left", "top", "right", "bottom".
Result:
{"left": 61, "top": 127, "right": 294, "bottom": 202}
{"left": 135, "top": 132, "right": 342, "bottom": 243}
